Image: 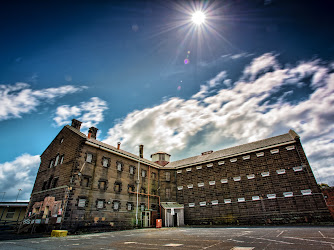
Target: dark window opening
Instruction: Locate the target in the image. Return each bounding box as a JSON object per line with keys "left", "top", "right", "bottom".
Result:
{"left": 114, "top": 182, "right": 122, "bottom": 193}
{"left": 42, "top": 181, "right": 47, "bottom": 190}
{"left": 128, "top": 185, "right": 135, "bottom": 193}
{"left": 82, "top": 177, "right": 90, "bottom": 187}
{"left": 99, "top": 181, "right": 107, "bottom": 191}
{"left": 52, "top": 178, "right": 59, "bottom": 188}
{"left": 6, "top": 208, "right": 16, "bottom": 219}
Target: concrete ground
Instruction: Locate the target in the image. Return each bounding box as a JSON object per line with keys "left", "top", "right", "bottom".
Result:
{"left": 0, "top": 226, "right": 333, "bottom": 250}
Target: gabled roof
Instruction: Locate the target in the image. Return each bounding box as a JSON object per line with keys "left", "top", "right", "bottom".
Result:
{"left": 165, "top": 130, "right": 299, "bottom": 169}
{"left": 65, "top": 125, "right": 161, "bottom": 168}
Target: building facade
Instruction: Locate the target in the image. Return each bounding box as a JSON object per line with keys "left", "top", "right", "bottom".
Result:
{"left": 25, "top": 119, "right": 332, "bottom": 231}
{"left": 322, "top": 187, "right": 334, "bottom": 220}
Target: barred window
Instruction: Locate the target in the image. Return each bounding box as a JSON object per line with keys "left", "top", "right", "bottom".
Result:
{"left": 86, "top": 153, "right": 92, "bottom": 163}
{"left": 102, "top": 158, "right": 109, "bottom": 167}
{"left": 54, "top": 154, "right": 59, "bottom": 166}
{"left": 97, "top": 200, "right": 104, "bottom": 209}
{"left": 60, "top": 155, "right": 64, "bottom": 165}
{"left": 238, "top": 198, "right": 245, "bottom": 202}
{"left": 166, "top": 188, "right": 171, "bottom": 199}
{"left": 78, "top": 198, "right": 86, "bottom": 207}
{"left": 117, "top": 162, "right": 122, "bottom": 171}
{"left": 113, "top": 201, "right": 120, "bottom": 210}
{"left": 129, "top": 165, "right": 135, "bottom": 174}
{"left": 211, "top": 200, "right": 218, "bottom": 205}
{"left": 165, "top": 172, "right": 171, "bottom": 181}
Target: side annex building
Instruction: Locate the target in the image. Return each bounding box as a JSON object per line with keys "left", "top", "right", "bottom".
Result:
{"left": 25, "top": 119, "right": 332, "bottom": 230}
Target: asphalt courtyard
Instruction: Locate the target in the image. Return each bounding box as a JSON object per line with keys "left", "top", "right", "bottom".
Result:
{"left": 0, "top": 227, "right": 333, "bottom": 250}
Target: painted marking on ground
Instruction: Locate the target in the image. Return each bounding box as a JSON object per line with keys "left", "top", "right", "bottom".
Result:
{"left": 319, "top": 231, "right": 326, "bottom": 238}
{"left": 228, "top": 239, "right": 245, "bottom": 243}
{"left": 276, "top": 230, "right": 285, "bottom": 237}
{"left": 164, "top": 243, "right": 184, "bottom": 247}
{"left": 202, "top": 242, "right": 223, "bottom": 249}
{"left": 244, "top": 236, "right": 294, "bottom": 245}
{"left": 123, "top": 242, "right": 159, "bottom": 246}
{"left": 283, "top": 236, "right": 333, "bottom": 245}
{"left": 231, "top": 247, "right": 254, "bottom": 250}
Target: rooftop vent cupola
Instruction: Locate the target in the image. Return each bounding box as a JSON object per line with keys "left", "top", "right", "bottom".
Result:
{"left": 71, "top": 119, "right": 82, "bottom": 131}
{"left": 151, "top": 151, "right": 171, "bottom": 166}
{"left": 88, "top": 127, "right": 98, "bottom": 139}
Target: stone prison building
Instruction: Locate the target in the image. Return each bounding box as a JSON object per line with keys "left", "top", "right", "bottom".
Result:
{"left": 25, "top": 119, "right": 332, "bottom": 231}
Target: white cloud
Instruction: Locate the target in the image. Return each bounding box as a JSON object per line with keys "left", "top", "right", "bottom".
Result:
{"left": 0, "top": 83, "right": 86, "bottom": 121}
{"left": 243, "top": 53, "right": 279, "bottom": 81}
{"left": 54, "top": 97, "right": 108, "bottom": 130}
{"left": 0, "top": 154, "right": 40, "bottom": 201}
{"left": 192, "top": 71, "right": 227, "bottom": 99}
{"left": 104, "top": 53, "right": 334, "bottom": 186}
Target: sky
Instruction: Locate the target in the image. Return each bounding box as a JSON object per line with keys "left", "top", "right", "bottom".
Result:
{"left": 1, "top": 0, "right": 334, "bottom": 202}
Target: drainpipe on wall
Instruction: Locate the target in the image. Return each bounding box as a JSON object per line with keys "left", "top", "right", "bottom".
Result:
{"left": 148, "top": 166, "right": 150, "bottom": 210}
{"left": 135, "top": 160, "right": 140, "bottom": 226}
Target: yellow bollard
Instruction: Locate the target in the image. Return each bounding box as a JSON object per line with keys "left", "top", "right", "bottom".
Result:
{"left": 51, "top": 230, "right": 68, "bottom": 237}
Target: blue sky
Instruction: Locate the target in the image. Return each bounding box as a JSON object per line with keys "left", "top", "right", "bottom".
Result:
{"left": 1, "top": 0, "right": 334, "bottom": 201}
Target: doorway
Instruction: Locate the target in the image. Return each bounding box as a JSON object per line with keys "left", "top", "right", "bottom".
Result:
{"left": 173, "top": 213, "right": 178, "bottom": 227}
{"left": 142, "top": 211, "right": 151, "bottom": 227}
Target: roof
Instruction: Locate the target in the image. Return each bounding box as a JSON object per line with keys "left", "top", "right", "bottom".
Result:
{"left": 161, "top": 202, "right": 184, "bottom": 209}
{"left": 65, "top": 125, "right": 161, "bottom": 168}
{"left": 0, "top": 202, "right": 29, "bottom": 207}
{"left": 151, "top": 151, "right": 171, "bottom": 157}
{"left": 165, "top": 130, "right": 299, "bottom": 169}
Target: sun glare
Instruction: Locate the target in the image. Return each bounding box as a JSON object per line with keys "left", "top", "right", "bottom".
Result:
{"left": 192, "top": 11, "right": 205, "bottom": 25}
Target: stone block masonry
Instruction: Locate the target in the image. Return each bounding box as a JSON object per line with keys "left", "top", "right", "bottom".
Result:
{"left": 25, "top": 121, "right": 332, "bottom": 232}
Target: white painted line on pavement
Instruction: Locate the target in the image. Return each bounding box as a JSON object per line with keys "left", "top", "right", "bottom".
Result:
{"left": 283, "top": 236, "right": 333, "bottom": 245}
{"left": 164, "top": 243, "right": 183, "bottom": 246}
{"left": 202, "top": 242, "right": 222, "bottom": 249}
{"left": 319, "top": 231, "right": 326, "bottom": 238}
{"left": 244, "top": 236, "right": 294, "bottom": 245}
{"left": 231, "top": 247, "right": 254, "bottom": 250}
{"left": 276, "top": 231, "right": 284, "bottom": 237}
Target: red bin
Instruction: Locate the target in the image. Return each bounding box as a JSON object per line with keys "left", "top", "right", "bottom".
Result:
{"left": 156, "top": 219, "right": 162, "bottom": 228}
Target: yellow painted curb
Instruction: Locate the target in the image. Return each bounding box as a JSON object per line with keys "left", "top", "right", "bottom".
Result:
{"left": 51, "top": 230, "right": 68, "bottom": 237}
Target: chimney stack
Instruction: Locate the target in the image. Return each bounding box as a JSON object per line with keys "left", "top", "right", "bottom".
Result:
{"left": 71, "top": 119, "right": 82, "bottom": 131}
{"left": 117, "top": 142, "right": 121, "bottom": 150}
{"left": 88, "top": 127, "right": 98, "bottom": 139}
{"left": 139, "top": 145, "right": 144, "bottom": 158}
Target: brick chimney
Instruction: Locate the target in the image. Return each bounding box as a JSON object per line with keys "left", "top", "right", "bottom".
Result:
{"left": 71, "top": 119, "right": 82, "bottom": 131}
{"left": 117, "top": 142, "right": 121, "bottom": 150}
{"left": 139, "top": 145, "right": 144, "bottom": 158}
{"left": 88, "top": 127, "right": 98, "bottom": 139}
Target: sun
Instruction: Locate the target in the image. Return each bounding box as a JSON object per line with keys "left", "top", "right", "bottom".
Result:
{"left": 192, "top": 11, "right": 205, "bottom": 25}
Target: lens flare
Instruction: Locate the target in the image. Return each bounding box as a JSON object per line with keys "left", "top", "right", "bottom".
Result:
{"left": 184, "top": 59, "right": 189, "bottom": 64}
{"left": 192, "top": 11, "right": 205, "bottom": 25}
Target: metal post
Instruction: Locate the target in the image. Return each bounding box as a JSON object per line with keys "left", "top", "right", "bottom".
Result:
{"left": 16, "top": 189, "right": 22, "bottom": 202}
